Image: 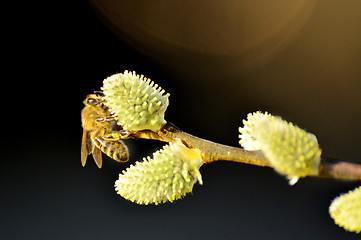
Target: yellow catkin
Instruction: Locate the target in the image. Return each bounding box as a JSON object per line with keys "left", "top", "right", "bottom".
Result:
{"left": 114, "top": 141, "right": 203, "bottom": 205}
{"left": 329, "top": 186, "right": 361, "bottom": 234}
{"left": 239, "top": 111, "right": 321, "bottom": 184}
{"left": 102, "top": 70, "right": 170, "bottom": 132}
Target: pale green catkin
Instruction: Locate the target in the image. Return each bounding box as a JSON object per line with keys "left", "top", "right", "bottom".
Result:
{"left": 239, "top": 111, "right": 321, "bottom": 184}
{"left": 329, "top": 186, "right": 361, "bottom": 234}
{"left": 115, "top": 141, "right": 203, "bottom": 205}
{"left": 102, "top": 70, "right": 170, "bottom": 132}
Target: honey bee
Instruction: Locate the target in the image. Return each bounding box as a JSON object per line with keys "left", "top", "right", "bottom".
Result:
{"left": 81, "top": 93, "right": 128, "bottom": 168}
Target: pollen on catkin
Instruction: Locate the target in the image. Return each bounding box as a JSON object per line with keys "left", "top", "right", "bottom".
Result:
{"left": 114, "top": 141, "right": 203, "bottom": 205}
{"left": 329, "top": 186, "right": 361, "bottom": 234}
{"left": 239, "top": 111, "right": 322, "bottom": 184}
{"left": 101, "top": 70, "right": 170, "bottom": 132}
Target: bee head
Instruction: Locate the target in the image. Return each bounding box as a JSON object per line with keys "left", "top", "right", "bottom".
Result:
{"left": 83, "top": 93, "right": 105, "bottom": 106}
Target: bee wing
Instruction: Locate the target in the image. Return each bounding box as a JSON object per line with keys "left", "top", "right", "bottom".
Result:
{"left": 91, "top": 143, "right": 103, "bottom": 168}
{"left": 81, "top": 130, "right": 91, "bottom": 167}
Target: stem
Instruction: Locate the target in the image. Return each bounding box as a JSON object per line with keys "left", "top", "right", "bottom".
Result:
{"left": 158, "top": 123, "right": 270, "bottom": 167}
{"left": 120, "top": 123, "right": 361, "bottom": 181}
{"left": 319, "top": 158, "right": 361, "bottom": 180}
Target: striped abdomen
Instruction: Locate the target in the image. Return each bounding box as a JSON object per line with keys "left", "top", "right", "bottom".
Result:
{"left": 92, "top": 136, "right": 129, "bottom": 163}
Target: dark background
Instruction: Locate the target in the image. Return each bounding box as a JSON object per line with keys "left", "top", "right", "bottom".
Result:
{"left": 2, "top": 1, "right": 361, "bottom": 239}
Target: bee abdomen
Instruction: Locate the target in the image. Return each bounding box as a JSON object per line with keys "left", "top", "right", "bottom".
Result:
{"left": 94, "top": 136, "right": 129, "bottom": 163}
{"left": 103, "top": 142, "right": 128, "bottom": 162}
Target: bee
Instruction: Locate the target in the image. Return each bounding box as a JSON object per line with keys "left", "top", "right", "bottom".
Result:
{"left": 81, "top": 93, "right": 128, "bottom": 168}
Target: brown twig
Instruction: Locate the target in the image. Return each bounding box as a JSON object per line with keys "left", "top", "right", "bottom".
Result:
{"left": 319, "top": 158, "right": 361, "bottom": 180}
{"left": 158, "top": 123, "right": 270, "bottom": 167}
{"left": 119, "top": 122, "right": 361, "bottom": 181}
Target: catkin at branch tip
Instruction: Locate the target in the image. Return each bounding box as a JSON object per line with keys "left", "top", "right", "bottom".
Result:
{"left": 101, "top": 70, "right": 170, "bottom": 132}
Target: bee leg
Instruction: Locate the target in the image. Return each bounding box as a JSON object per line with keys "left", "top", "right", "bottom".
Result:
{"left": 103, "top": 130, "right": 130, "bottom": 140}
{"left": 96, "top": 116, "right": 116, "bottom": 122}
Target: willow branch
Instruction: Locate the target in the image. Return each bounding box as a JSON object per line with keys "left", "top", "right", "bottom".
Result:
{"left": 158, "top": 123, "right": 270, "bottom": 167}
{"left": 319, "top": 158, "right": 361, "bottom": 180}
{"left": 119, "top": 122, "right": 361, "bottom": 181}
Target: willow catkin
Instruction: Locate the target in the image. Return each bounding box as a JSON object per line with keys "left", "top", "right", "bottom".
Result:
{"left": 329, "top": 185, "right": 361, "bottom": 234}
{"left": 115, "top": 141, "right": 203, "bottom": 205}
{"left": 102, "top": 70, "right": 169, "bottom": 132}
{"left": 239, "top": 111, "right": 321, "bottom": 184}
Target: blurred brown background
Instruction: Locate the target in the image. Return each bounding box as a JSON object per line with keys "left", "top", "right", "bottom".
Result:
{"left": 2, "top": 1, "right": 360, "bottom": 239}
{"left": 89, "top": 0, "right": 361, "bottom": 162}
